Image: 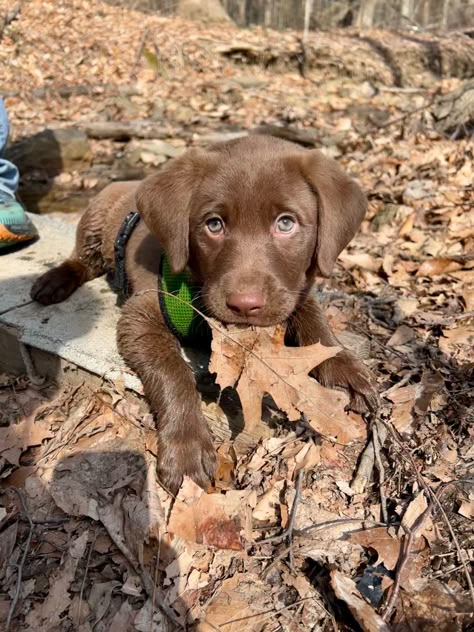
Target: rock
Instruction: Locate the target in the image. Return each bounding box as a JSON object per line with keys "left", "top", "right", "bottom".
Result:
{"left": 233, "top": 75, "right": 267, "bottom": 89}
{"left": 6, "top": 128, "right": 91, "bottom": 177}
{"left": 432, "top": 79, "right": 474, "bottom": 138}
{"left": 177, "top": 0, "right": 232, "bottom": 24}
{"left": 125, "top": 139, "right": 186, "bottom": 167}
{"left": 111, "top": 96, "right": 141, "bottom": 118}
{"left": 403, "top": 179, "right": 434, "bottom": 203}
{"left": 139, "top": 151, "right": 167, "bottom": 166}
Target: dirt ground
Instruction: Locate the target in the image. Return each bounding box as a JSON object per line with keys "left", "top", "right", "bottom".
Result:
{"left": 0, "top": 0, "right": 473, "bottom": 630}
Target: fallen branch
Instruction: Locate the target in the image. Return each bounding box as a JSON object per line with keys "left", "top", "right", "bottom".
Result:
{"left": 80, "top": 121, "right": 177, "bottom": 141}
{"left": 258, "top": 469, "right": 305, "bottom": 546}
{"left": 6, "top": 488, "right": 34, "bottom": 631}
{"left": 351, "top": 419, "right": 389, "bottom": 495}
{"left": 0, "top": 1, "right": 22, "bottom": 42}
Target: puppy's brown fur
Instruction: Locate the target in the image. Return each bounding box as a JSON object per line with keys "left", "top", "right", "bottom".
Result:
{"left": 31, "top": 135, "right": 377, "bottom": 492}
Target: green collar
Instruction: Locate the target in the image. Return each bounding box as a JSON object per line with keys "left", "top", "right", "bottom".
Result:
{"left": 114, "top": 211, "right": 206, "bottom": 343}
{"left": 159, "top": 255, "right": 206, "bottom": 343}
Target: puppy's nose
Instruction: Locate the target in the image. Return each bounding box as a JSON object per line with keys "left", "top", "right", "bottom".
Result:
{"left": 226, "top": 291, "right": 265, "bottom": 317}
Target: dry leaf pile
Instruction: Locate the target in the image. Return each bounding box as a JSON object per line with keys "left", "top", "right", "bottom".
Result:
{"left": 1, "top": 0, "right": 474, "bottom": 629}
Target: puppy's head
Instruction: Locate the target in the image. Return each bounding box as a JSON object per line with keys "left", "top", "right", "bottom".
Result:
{"left": 136, "top": 136, "right": 367, "bottom": 326}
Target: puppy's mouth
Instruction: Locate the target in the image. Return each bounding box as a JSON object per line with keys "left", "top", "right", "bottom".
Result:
{"left": 203, "top": 282, "right": 299, "bottom": 329}
{"left": 221, "top": 313, "right": 283, "bottom": 328}
{"left": 208, "top": 302, "right": 296, "bottom": 329}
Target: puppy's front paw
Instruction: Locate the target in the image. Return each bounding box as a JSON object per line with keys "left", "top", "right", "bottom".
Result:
{"left": 157, "top": 422, "right": 217, "bottom": 495}
{"left": 313, "top": 351, "right": 379, "bottom": 412}
{"left": 31, "top": 261, "right": 86, "bottom": 305}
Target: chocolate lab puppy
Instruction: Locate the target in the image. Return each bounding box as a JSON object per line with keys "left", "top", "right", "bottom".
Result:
{"left": 31, "top": 135, "right": 377, "bottom": 492}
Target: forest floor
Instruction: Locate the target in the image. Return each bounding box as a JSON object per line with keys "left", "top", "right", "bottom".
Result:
{"left": 0, "top": 0, "right": 473, "bottom": 630}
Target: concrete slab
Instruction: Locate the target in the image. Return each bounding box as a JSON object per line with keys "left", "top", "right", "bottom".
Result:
{"left": 0, "top": 214, "right": 144, "bottom": 390}
{"left": 0, "top": 214, "right": 210, "bottom": 392}
{"left": 0, "top": 214, "right": 75, "bottom": 315}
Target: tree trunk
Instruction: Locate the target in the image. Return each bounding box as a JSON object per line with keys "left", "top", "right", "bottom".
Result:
{"left": 177, "top": 0, "right": 232, "bottom": 24}
{"left": 356, "top": 0, "right": 378, "bottom": 27}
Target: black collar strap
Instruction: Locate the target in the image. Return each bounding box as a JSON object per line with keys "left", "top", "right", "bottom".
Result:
{"left": 113, "top": 210, "right": 209, "bottom": 345}
{"left": 113, "top": 211, "right": 141, "bottom": 299}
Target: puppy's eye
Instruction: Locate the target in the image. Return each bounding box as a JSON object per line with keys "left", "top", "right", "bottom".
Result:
{"left": 206, "top": 216, "right": 224, "bottom": 235}
{"left": 276, "top": 215, "right": 296, "bottom": 234}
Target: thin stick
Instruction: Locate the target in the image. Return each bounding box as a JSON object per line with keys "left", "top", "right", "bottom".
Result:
{"left": 369, "top": 91, "right": 439, "bottom": 132}
{"left": 219, "top": 596, "right": 314, "bottom": 627}
{"left": 372, "top": 423, "right": 388, "bottom": 523}
{"left": 19, "top": 342, "right": 45, "bottom": 386}
{"left": 76, "top": 528, "right": 97, "bottom": 627}
{"left": 6, "top": 488, "right": 34, "bottom": 630}
{"left": 150, "top": 529, "right": 162, "bottom": 632}
{"left": 382, "top": 497, "right": 433, "bottom": 621}
{"left": 130, "top": 28, "right": 150, "bottom": 80}
{"left": 379, "top": 419, "right": 474, "bottom": 611}
{"left": 259, "top": 469, "right": 305, "bottom": 545}
{"left": 259, "top": 518, "right": 390, "bottom": 579}
{"left": 351, "top": 419, "right": 388, "bottom": 494}
{"left": 0, "top": 1, "right": 22, "bottom": 42}
{"left": 381, "top": 370, "right": 417, "bottom": 398}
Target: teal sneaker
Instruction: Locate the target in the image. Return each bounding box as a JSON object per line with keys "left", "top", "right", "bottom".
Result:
{"left": 0, "top": 191, "right": 38, "bottom": 249}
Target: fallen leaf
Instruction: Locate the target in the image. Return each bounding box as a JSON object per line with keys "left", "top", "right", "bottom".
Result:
{"left": 253, "top": 480, "right": 284, "bottom": 522}
{"left": 462, "top": 288, "right": 474, "bottom": 311}
{"left": 25, "top": 531, "right": 88, "bottom": 631}
{"left": 350, "top": 527, "right": 401, "bottom": 570}
{"left": 331, "top": 570, "right": 391, "bottom": 632}
{"left": 458, "top": 497, "right": 474, "bottom": 519}
{"left": 400, "top": 491, "right": 435, "bottom": 543}
{"left": 0, "top": 415, "right": 54, "bottom": 466}
{"left": 387, "top": 325, "right": 415, "bottom": 347}
{"left": 392, "top": 580, "right": 472, "bottom": 630}
{"left": 209, "top": 323, "right": 365, "bottom": 444}
{"left": 198, "top": 573, "right": 269, "bottom": 632}
{"left": 415, "top": 370, "right": 444, "bottom": 413}
{"left": 339, "top": 252, "right": 382, "bottom": 272}
{"left": 416, "top": 257, "right": 463, "bottom": 277}
{"left": 167, "top": 477, "right": 256, "bottom": 549}
{"left": 439, "top": 324, "right": 474, "bottom": 356}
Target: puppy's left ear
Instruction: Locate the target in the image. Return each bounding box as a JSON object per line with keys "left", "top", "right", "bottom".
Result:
{"left": 299, "top": 150, "right": 367, "bottom": 278}
{"left": 136, "top": 148, "right": 211, "bottom": 274}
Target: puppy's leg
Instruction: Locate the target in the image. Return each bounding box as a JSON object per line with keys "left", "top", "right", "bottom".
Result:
{"left": 290, "top": 295, "right": 378, "bottom": 411}
{"left": 31, "top": 201, "right": 106, "bottom": 305}
{"left": 117, "top": 292, "right": 216, "bottom": 494}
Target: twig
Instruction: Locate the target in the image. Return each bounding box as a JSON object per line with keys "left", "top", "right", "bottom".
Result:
{"left": 372, "top": 423, "right": 388, "bottom": 523}
{"left": 258, "top": 469, "right": 305, "bottom": 546}
{"left": 130, "top": 28, "right": 150, "bottom": 80}
{"left": 19, "top": 342, "right": 45, "bottom": 386}
{"left": 379, "top": 419, "right": 474, "bottom": 613}
{"left": 425, "top": 485, "right": 474, "bottom": 607}
{"left": 150, "top": 529, "right": 162, "bottom": 632}
{"left": 382, "top": 495, "right": 433, "bottom": 621}
{"left": 295, "top": 517, "right": 390, "bottom": 536}
{"left": 260, "top": 518, "right": 391, "bottom": 579}
{"left": 6, "top": 488, "right": 34, "bottom": 631}
{"left": 76, "top": 528, "right": 97, "bottom": 627}
{"left": 381, "top": 370, "right": 417, "bottom": 398}
{"left": 219, "top": 597, "right": 314, "bottom": 627}
{"left": 369, "top": 90, "right": 439, "bottom": 132}
{"left": 0, "top": 1, "right": 22, "bottom": 42}
{"left": 351, "top": 419, "right": 388, "bottom": 495}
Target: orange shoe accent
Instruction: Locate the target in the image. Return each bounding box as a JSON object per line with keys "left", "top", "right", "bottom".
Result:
{"left": 0, "top": 224, "right": 33, "bottom": 243}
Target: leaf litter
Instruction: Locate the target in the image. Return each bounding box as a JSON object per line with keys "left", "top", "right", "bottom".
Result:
{"left": 1, "top": 0, "right": 474, "bottom": 629}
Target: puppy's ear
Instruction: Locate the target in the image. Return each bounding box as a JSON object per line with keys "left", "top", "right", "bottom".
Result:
{"left": 136, "top": 149, "right": 209, "bottom": 274}
{"left": 299, "top": 150, "right": 367, "bottom": 278}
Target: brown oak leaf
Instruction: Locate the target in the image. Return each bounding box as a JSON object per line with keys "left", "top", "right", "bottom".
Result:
{"left": 209, "top": 323, "right": 366, "bottom": 444}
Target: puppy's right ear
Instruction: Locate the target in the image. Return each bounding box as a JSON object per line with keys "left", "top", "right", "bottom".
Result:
{"left": 136, "top": 149, "right": 209, "bottom": 274}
